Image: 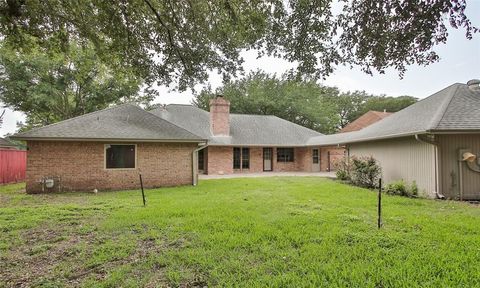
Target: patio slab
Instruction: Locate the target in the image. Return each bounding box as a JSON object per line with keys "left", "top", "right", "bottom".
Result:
{"left": 199, "top": 172, "right": 336, "bottom": 180}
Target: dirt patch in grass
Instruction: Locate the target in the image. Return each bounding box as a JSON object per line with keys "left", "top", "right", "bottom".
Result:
{"left": 1, "top": 225, "right": 174, "bottom": 287}
{"left": 1, "top": 224, "right": 95, "bottom": 286}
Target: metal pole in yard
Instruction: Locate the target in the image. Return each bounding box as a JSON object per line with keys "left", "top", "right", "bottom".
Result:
{"left": 139, "top": 173, "right": 146, "bottom": 207}
{"left": 378, "top": 178, "right": 382, "bottom": 229}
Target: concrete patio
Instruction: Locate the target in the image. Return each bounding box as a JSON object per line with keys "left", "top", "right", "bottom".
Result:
{"left": 199, "top": 172, "right": 336, "bottom": 180}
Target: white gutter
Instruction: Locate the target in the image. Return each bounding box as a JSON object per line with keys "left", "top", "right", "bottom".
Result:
{"left": 192, "top": 143, "right": 208, "bottom": 186}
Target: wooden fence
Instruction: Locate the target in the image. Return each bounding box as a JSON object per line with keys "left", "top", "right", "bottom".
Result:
{"left": 0, "top": 149, "right": 27, "bottom": 184}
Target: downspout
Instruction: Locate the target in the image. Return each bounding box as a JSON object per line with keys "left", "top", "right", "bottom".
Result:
{"left": 192, "top": 143, "right": 208, "bottom": 186}
{"left": 415, "top": 134, "right": 444, "bottom": 199}
{"left": 458, "top": 158, "right": 463, "bottom": 201}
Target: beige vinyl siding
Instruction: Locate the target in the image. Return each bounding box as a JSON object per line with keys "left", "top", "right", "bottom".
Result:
{"left": 437, "top": 134, "right": 480, "bottom": 200}
{"left": 347, "top": 137, "right": 436, "bottom": 197}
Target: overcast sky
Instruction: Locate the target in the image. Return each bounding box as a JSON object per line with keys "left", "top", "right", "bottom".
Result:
{"left": 1, "top": 2, "right": 479, "bottom": 137}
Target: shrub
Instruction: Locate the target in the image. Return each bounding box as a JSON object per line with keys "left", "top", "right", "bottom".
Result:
{"left": 385, "top": 180, "right": 419, "bottom": 197}
{"left": 384, "top": 180, "right": 408, "bottom": 196}
{"left": 350, "top": 156, "right": 381, "bottom": 189}
{"left": 333, "top": 157, "right": 353, "bottom": 181}
{"left": 409, "top": 181, "right": 419, "bottom": 197}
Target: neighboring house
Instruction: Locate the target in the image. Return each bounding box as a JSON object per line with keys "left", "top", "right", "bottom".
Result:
{"left": 340, "top": 111, "right": 393, "bottom": 133}
{"left": 327, "top": 111, "right": 394, "bottom": 168}
{"left": 308, "top": 79, "right": 480, "bottom": 200}
{"left": 151, "top": 96, "right": 340, "bottom": 175}
{"left": 0, "top": 137, "right": 19, "bottom": 150}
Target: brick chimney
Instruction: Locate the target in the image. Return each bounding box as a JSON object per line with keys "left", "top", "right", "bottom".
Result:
{"left": 209, "top": 95, "right": 230, "bottom": 136}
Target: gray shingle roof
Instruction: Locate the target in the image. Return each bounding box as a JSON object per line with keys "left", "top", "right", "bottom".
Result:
{"left": 151, "top": 104, "right": 322, "bottom": 146}
{"left": 308, "top": 83, "right": 480, "bottom": 146}
{"left": 11, "top": 104, "right": 204, "bottom": 142}
{"left": 0, "top": 137, "right": 16, "bottom": 147}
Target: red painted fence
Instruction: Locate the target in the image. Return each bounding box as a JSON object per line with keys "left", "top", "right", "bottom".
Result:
{"left": 0, "top": 149, "right": 27, "bottom": 184}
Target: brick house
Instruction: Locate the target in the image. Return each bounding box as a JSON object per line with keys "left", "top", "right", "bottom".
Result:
{"left": 12, "top": 97, "right": 341, "bottom": 193}
{"left": 12, "top": 104, "right": 206, "bottom": 193}
{"left": 151, "top": 96, "right": 342, "bottom": 175}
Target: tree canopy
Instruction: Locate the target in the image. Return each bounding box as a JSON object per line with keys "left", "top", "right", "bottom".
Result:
{"left": 192, "top": 71, "right": 417, "bottom": 134}
{"left": 0, "top": 0, "right": 477, "bottom": 90}
{"left": 0, "top": 37, "right": 153, "bottom": 130}
{"left": 328, "top": 92, "right": 418, "bottom": 128}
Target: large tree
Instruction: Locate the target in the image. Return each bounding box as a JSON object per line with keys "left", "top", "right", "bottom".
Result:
{"left": 330, "top": 92, "right": 418, "bottom": 128}
{"left": 193, "top": 71, "right": 417, "bottom": 133}
{"left": 193, "top": 71, "right": 340, "bottom": 134}
{"left": 0, "top": 37, "right": 153, "bottom": 129}
{"left": 0, "top": 1, "right": 477, "bottom": 90}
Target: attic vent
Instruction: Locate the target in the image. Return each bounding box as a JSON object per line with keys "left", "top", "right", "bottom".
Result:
{"left": 467, "top": 79, "right": 480, "bottom": 91}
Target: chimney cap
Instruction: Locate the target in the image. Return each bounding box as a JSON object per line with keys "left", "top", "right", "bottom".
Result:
{"left": 215, "top": 94, "right": 224, "bottom": 98}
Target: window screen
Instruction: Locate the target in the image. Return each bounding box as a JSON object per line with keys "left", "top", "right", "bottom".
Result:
{"left": 277, "top": 148, "right": 294, "bottom": 162}
{"left": 242, "top": 147, "right": 250, "bottom": 169}
{"left": 313, "top": 149, "right": 319, "bottom": 164}
{"left": 233, "top": 147, "right": 241, "bottom": 169}
{"left": 106, "top": 145, "right": 136, "bottom": 169}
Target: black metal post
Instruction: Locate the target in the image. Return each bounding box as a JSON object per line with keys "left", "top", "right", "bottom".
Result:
{"left": 139, "top": 173, "right": 146, "bottom": 207}
{"left": 378, "top": 178, "right": 382, "bottom": 229}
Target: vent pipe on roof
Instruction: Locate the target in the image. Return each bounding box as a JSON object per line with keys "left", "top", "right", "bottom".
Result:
{"left": 467, "top": 79, "right": 480, "bottom": 91}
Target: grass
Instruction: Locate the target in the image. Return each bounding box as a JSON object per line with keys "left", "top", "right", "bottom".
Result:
{"left": 1, "top": 177, "right": 480, "bottom": 287}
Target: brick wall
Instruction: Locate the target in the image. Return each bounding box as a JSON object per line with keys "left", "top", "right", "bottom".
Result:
{"left": 320, "top": 146, "right": 346, "bottom": 171}
{"left": 248, "top": 147, "right": 263, "bottom": 172}
{"left": 26, "top": 141, "right": 197, "bottom": 193}
{"left": 206, "top": 146, "right": 233, "bottom": 174}
{"left": 206, "top": 146, "right": 314, "bottom": 174}
{"left": 273, "top": 147, "right": 309, "bottom": 172}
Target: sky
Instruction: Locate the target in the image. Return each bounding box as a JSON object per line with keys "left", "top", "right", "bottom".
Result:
{"left": 1, "top": 2, "right": 479, "bottom": 137}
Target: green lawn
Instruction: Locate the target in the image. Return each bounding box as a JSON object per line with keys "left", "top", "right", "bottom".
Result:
{"left": 1, "top": 178, "right": 480, "bottom": 287}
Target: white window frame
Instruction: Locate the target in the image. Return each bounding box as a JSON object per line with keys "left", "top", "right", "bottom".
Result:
{"left": 104, "top": 144, "right": 137, "bottom": 170}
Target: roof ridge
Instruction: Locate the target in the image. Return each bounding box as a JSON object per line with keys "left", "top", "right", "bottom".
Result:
{"left": 230, "top": 113, "right": 275, "bottom": 117}
{"left": 166, "top": 104, "right": 210, "bottom": 114}
{"left": 269, "top": 115, "right": 323, "bottom": 136}
{"left": 14, "top": 103, "right": 135, "bottom": 137}
{"left": 428, "top": 83, "right": 461, "bottom": 130}
{"left": 137, "top": 106, "right": 205, "bottom": 140}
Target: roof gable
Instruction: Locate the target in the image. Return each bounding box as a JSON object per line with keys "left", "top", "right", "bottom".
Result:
{"left": 434, "top": 84, "right": 480, "bottom": 130}
{"left": 340, "top": 110, "right": 393, "bottom": 133}
{"left": 308, "top": 83, "right": 472, "bottom": 145}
